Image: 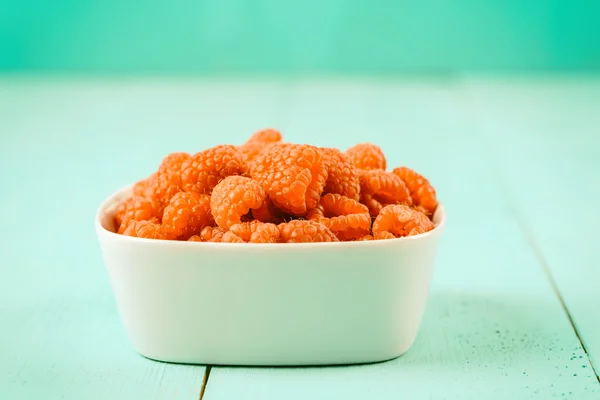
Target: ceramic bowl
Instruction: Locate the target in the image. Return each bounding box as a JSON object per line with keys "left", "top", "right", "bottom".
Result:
{"left": 95, "top": 184, "right": 446, "bottom": 366}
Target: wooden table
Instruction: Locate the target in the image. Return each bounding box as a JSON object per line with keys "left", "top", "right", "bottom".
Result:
{"left": 1, "top": 76, "right": 598, "bottom": 399}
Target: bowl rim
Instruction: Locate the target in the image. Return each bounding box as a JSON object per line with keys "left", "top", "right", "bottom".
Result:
{"left": 95, "top": 184, "right": 446, "bottom": 248}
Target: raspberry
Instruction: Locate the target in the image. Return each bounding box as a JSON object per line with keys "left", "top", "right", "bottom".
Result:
{"left": 154, "top": 152, "right": 191, "bottom": 205}
{"left": 162, "top": 192, "right": 213, "bottom": 238}
{"left": 211, "top": 176, "right": 267, "bottom": 229}
{"left": 251, "top": 144, "right": 328, "bottom": 216}
{"left": 181, "top": 145, "right": 247, "bottom": 195}
{"left": 359, "top": 193, "right": 384, "bottom": 218}
{"left": 247, "top": 128, "right": 282, "bottom": 144}
{"left": 251, "top": 223, "right": 281, "bottom": 243}
{"left": 412, "top": 204, "right": 433, "bottom": 220}
{"left": 200, "top": 226, "right": 225, "bottom": 242}
{"left": 115, "top": 196, "right": 162, "bottom": 234}
{"left": 393, "top": 167, "right": 438, "bottom": 215}
{"left": 358, "top": 234, "right": 374, "bottom": 241}
{"left": 238, "top": 129, "right": 283, "bottom": 163}
{"left": 188, "top": 235, "right": 202, "bottom": 242}
{"left": 251, "top": 198, "right": 291, "bottom": 224}
{"left": 372, "top": 204, "right": 434, "bottom": 238}
{"left": 307, "top": 193, "right": 371, "bottom": 240}
{"left": 278, "top": 220, "right": 339, "bottom": 243}
{"left": 359, "top": 169, "right": 412, "bottom": 216}
{"left": 345, "top": 143, "right": 386, "bottom": 170}
{"left": 230, "top": 221, "right": 281, "bottom": 243}
{"left": 322, "top": 148, "right": 360, "bottom": 201}
{"left": 132, "top": 173, "right": 158, "bottom": 197}
{"left": 373, "top": 231, "right": 396, "bottom": 240}
{"left": 222, "top": 231, "right": 246, "bottom": 243}
{"left": 122, "top": 219, "right": 174, "bottom": 240}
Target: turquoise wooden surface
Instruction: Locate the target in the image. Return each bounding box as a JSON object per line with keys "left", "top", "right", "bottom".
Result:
{"left": 0, "top": 77, "right": 598, "bottom": 399}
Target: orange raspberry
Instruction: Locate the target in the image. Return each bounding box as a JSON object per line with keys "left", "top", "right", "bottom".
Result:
{"left": 251, "top": 144, "right": 328, "bottom": 216}
{"left": 322, "top": 148, "right": 360, "bottom": 201}
{"left": 373, "top": 231, "right": 396, "bottom": 240}
{"left": 358, "top": 234, "right": 374, "bottom": 241}
{"left": 211, "top": 176, "right": 267, "bottom": 229}
{"left": 162, "top": 192, "right": 213, "bottom": 239}
{"left": 251, "top": 198, "right": 291, "bottom": 224}
{"left": 372, "top": 204, "right": 434, "bottom": 238}
{"left": 132, "top": 173, "right": 158, "bottom": 198}
{"left": 154, "top": 152, "right": 191, "bottom": 205}
{"left": 359, "top": 169, "right": 412, "bottom": 216}
{"left": 238, "top": 128, "right": 283, "bottom": 163}
{"left": 392, "top": 167, "right": 438, "bottom": 215}
{"left": 278, "top": 220, "right": 339, "bottom": 243}
{"left": 116, "top": 196, "right": 162, "bottom": 234}
{"left": 230, "top": 221, "right": 281, "bottom": 243}
{"left": 307, "top": 193, "right": 371, "bottom": 240}
{"left": 345, "top": 143, "right": 386, "bottom": 170}
{"left": 181, "top": 145, "right": 247, "bottom": 195}
{"left": 359, "top": 193, "right": 384, "bottom": 218}
{"left": 200, "top": 226, "right": 225, "bottom": 242}
{"left": 222, "top": 231, "right": 246, "bottom": 243}
{"left": 122, "top": 219, "right": 174, "bottom": 240}
{"left": 188, "top": 235, "right": 202, "bottom": 242}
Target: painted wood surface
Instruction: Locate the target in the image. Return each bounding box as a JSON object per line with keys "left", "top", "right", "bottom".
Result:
{"left": 0, "top": 78, "right": 282, "bottom": 399}
{"left": 463, "top": 77, "right": 600, "bottom": 377}
{"left": 0, "top": 77, "right": 598, "bottom": 399}
{"left": 202, "top": 79, "right": 600, "bottom": 399}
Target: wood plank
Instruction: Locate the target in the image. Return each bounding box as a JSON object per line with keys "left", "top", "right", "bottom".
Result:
{"left": 204, "top": 79, "right": 600, "bottom": 399}
{"left": 463, "top": 76, "right": 600, "bottom": 379}
{"left": 0, "top": 77, "right": 283, "bottom": 399}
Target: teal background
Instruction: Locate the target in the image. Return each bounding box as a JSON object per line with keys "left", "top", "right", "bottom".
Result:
{"left": 1, "top": 0, "right": 600, "bottom": 74}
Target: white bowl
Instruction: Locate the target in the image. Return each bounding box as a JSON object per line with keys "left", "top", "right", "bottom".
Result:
{"left": 95, "top": 185, "right": 446, "bottom": 366}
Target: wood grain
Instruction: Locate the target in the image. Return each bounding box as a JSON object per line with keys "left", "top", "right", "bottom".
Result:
{"left": 203, "top": 79, "right": 600, "bottom": 399}
{"left": 0, "top": 78, "right": 283, "bottom": 399}
{"left": 463, "top": 77, "right": 600, "bottom": 380}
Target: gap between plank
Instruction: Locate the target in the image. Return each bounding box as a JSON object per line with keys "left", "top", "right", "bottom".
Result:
{"left": 484, "top": 141, "right": 600, "bottom": 385}
{"left": 199, "top": 366, "right": 212, "bottom": 400}
{"left": 458, "top": 80, "right": 600, "bottom": 384}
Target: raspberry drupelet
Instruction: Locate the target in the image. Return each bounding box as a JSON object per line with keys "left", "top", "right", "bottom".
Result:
{"left": 251, "top": 144, "right": 328, "bottom": 216}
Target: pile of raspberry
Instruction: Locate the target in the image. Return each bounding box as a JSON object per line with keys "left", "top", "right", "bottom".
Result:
{"left": 114, "top": 129, "right": 438, "bottom": 243}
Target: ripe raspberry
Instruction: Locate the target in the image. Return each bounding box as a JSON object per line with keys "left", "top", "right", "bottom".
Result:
{"left": 251, "top": 144, "right": 328, "bottom": 216}
{"left": 359, "top": 193, "right": 384, "bottom": 218}
{"left": 181, "top": 145, "right": 247, "bottom": 195}
{"left": 188, "top": 235, "right": 202, "bottom": 242}
{"left": 322, "top": 148, "right": 360, "bottom": 201}
{"left": 251, "top": 198, "right": 291, "bottom": 224}
{"left": 122, "top": 219, "right": 174, "bottom": 240}
{"left": 373, "top": 231, "right": 396, "bottom": 240}
{"left": 222, "top": 231, "right": 246, "bottom": 243}
{"left": 115, "top": 196, "right": 162, "bottom": 234}
{"left": 247, "top": 128, "right": 282, "bottom": 144}
{"left": 162, "top": 192, "right": 213, "bottom": 238}
{"left": 358, "top": 234, "right": 374, "bottom": 241}
{"left": 230, "top": 221, "right": 281, "bottom": 243}
{"left": 278, "top": 220, "right": 339, "bottom": 243}
{"left": 238, "top": 128, "right": 283, "bottom": 163}
{"left": 200, "top": 226, "right": 225, "bottom": 242}
{"left": 154, "top": 152, "right": 191, "bottom": 205}
{"left": 412, "top": 204, "right": 433, "bottom": 221}
{"left": 345, "top": 143, "right": 386, "bottom": 170}
{"left": 211, "top": 176, "right": 267, "bottom": 229}
{"left": 251, "top": 223, "right": 281, "bottom": 243}
{"left": 393, "top": 167, "right": 438, "bottom": 215}
{"left": 372, "top": 204, "right": 434, "bottom": 238}
{"left": 307, "top": 193, "right": 371, "bottom": 240}
{"left": 359, "top": 169, "right": 412, "bottom": 216}
{"left": 132, "top": 173, "right": 158, "bottom": 197}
